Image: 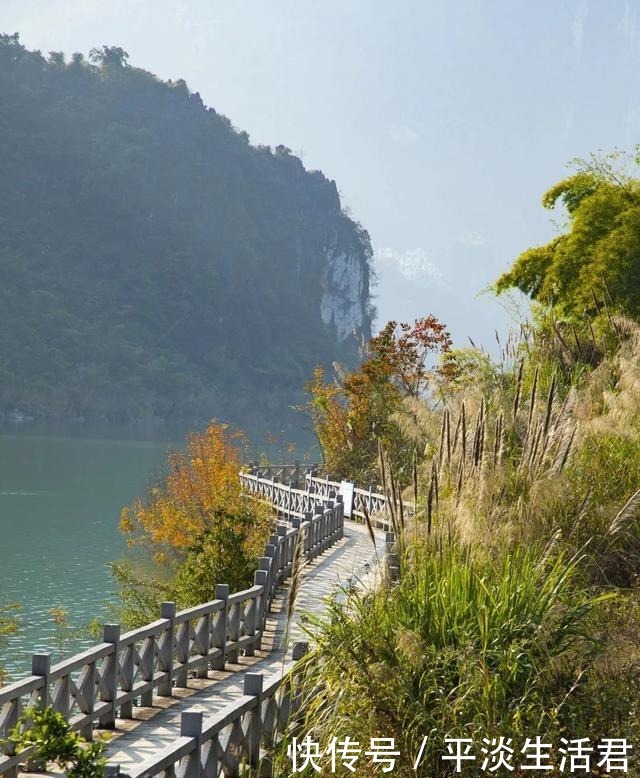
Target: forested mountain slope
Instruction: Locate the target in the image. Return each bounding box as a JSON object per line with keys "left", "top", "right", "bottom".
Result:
{"left": 0, "top": 35, "right": 373, "bottom": 428}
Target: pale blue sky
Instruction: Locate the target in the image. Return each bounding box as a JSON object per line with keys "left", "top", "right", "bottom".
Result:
{"left": 4, "top": 0, "right": 639, "bottom": 348}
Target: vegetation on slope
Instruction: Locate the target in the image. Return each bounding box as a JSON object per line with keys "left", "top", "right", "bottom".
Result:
{"left": 287, "top": 152, "right": 640, "bottom": 775}
{"left": 307, "top": 316, "right": 455, "bottom": 483}
{"left": 0, "top": 34, "right": 372, "bottom": 428}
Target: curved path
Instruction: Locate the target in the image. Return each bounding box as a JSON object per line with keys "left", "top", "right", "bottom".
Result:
{"left": 102, "top": 520, "right": 385, "bottom": 775}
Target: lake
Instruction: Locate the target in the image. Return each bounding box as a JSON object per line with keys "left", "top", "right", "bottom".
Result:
{"left": 0, "top": 426, "right": 177, "bottom": 678}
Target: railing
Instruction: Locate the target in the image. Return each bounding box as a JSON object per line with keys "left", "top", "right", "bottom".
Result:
{"left": 0, "top": 480, "right": 344, "bottom": 778}
{"left": 246, "top": 463, "right": 320, "bottom": 489}
{"left": 240, "top": 470, "right": 329, "bottom": 519}
{"left": 304, "top": 474, "right": 414, "bottom": 527}
{"left": 124, "top": 650, "right": 308, "bottom": 778}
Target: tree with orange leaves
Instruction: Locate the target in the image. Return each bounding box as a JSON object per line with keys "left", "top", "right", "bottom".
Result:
{"left": 115, "top": 422, "right": 273, "bottom": 625}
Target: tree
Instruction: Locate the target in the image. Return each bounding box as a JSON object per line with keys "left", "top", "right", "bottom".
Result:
{"left": 8, "top": 705, "right": 106, "bottom": 778}
{"left": 116, "top": 422, "right": 273, "bottom": 623}
{"left": 495, "top": 149, "right": 640, "bottom": 319}
{"left": 307, "top": 317, "right": 454, "bottom": 481}
{"left": 88, "top": 45, "right": 129, "bottom": 69}
{"left": 48, "top": 51, "right": 65, "bottom": 66}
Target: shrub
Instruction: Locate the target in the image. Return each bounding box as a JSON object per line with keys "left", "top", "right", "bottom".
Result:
{"left": 6, "top": 705, "right": 106, "bottom": 778}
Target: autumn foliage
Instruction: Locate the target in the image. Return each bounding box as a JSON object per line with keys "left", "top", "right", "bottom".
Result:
{"left": 117, "top": 422, "right": 272, "bottom": 617}
{"left": 308, "top": 317, "right": 454, "bottom": 482}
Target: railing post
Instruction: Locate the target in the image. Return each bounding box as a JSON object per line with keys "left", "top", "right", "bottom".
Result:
{"left": 227, "top": 598, "right": 241, "bottom": 665}
{"left": 244, "top": 673, "right": 263, "bottom": 769}
{"left": 269, "top": 533, "right": 281, "bottom": 582}
{"left": 291, "top": 641, "right": 310, "bottom": 716}
{"left": 311, "top": 513, "right": 321, "bottom": 559}
{"left": 99, "top": 624, "right": 121, "bottom": 728}
{"left": 303, "top": 511, "right": 313, "bottom": 559}
{"left": 28, "top": 654, "right": 50, "bottom": 772}
{"left": 32, "top": 653, "right": 51, "bottom": 708}
{"left": 278, "top": 525, "right": 289, "bottom": 576}
{"left": 292, "top": 641, "right": 309, "bottom": 661}
{"left": 265, "top": 544, "right": 277, "bottom": 601}
{"left": 323, "top": 505, "right": 331, "bottom": 549}
{"left": 259, "top": 554, "right": 274, "bottom": 612}
{"left": 335, "top": 494, "right": 344, "bottom": 540}
{"left": 244, "top": 595, "right": 256, "bottom": 658}
{"left": 181, "top": 710, "right": 203, "bottom": 778}
{"left": 158, "top": 602, "right": 176, "bottom": 696}
{"left": 212, "top": 584, "right": 229, "bottom": 670}
{"left": 254, "top": 568, "right": 268, "bottom": 650}
{"left": 385, "top": 531, "right": 400, "bottom": 582}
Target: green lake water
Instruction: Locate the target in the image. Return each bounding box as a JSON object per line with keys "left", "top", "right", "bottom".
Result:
{"left": 0, "top": 427, "right": 177, "bottom": 678}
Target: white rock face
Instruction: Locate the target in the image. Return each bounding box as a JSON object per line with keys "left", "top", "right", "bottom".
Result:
{"left": 320, "top": 248, "right": 366, "bottom": 342}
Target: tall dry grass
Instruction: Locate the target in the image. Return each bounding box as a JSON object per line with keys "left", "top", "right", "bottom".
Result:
{"left": 391, "top": 315, "right": 640, "bottom": 585}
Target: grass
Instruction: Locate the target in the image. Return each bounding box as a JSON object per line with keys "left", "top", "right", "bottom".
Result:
{"left": 279, "top": 311, "right": 640, "bottom": 776}
{"left": 286, "top": 546, "right": 611, "bottom": 776}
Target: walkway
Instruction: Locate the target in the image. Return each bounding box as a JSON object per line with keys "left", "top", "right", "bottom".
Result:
{"left": 102, "top": 521, "right": 385, "bottom": 775}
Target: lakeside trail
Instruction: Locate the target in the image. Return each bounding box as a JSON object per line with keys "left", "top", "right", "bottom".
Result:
{"left": 17, "top": 521, "right": 384, "bottom": 777}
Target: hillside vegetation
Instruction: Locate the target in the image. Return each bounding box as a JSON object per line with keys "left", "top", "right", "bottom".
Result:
{"left": 292, "top": 153, "right": 640, "bottom": 776}
{"left": 0, "top": 34, "right": 372, "bottom": 428}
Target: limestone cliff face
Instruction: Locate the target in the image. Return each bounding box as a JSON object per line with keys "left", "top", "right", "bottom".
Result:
{"left": 320, "top": 227, "right": 372, "bottom": 345}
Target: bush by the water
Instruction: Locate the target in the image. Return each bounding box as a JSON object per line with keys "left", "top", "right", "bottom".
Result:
{"left": 113, "top": 421, "right": 273, "bottom": 626}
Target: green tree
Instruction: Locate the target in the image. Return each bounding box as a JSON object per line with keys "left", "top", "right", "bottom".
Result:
{"left": 496, "top": 149, "right": 640, "bottom": 319}
{"left": 88, "top": 45, "right": 129, "bottom": 68}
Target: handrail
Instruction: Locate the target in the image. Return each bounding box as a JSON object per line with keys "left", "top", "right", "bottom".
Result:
{"left": 120, "top": 667, "right": 303, "bottom": 777}
{"left": 0, "top": 472, "right": 345, "bottom": 778}
{"left": 304, "top": 473, "right": 415, "bottom": 527}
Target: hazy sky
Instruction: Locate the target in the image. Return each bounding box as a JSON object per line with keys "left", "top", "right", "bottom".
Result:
{"left": 4, "top": 0, "right": 639, "bottom": 349}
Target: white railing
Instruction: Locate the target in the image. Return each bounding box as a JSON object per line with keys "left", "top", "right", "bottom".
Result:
{"left": 240, "top": 470, "right": 329, "bottom": 519}
{"left": 304, "top": 474, "right": 415, "bottom": 527}
{"left": 246, "top": 463, "right": 320, "bottom": 489}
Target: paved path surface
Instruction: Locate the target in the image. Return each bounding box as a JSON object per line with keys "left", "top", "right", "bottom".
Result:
{"left": 101, "top": 521, "right": 386, "bottom": 774}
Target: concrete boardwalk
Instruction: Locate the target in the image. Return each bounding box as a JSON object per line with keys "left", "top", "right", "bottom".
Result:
{"left": 102, "top": 521, "right": 385, "bottom": 775}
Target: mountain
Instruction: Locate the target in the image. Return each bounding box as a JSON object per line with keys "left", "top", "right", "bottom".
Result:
{"left": 0, "top": 35, "right": 373, "bottom": 431}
